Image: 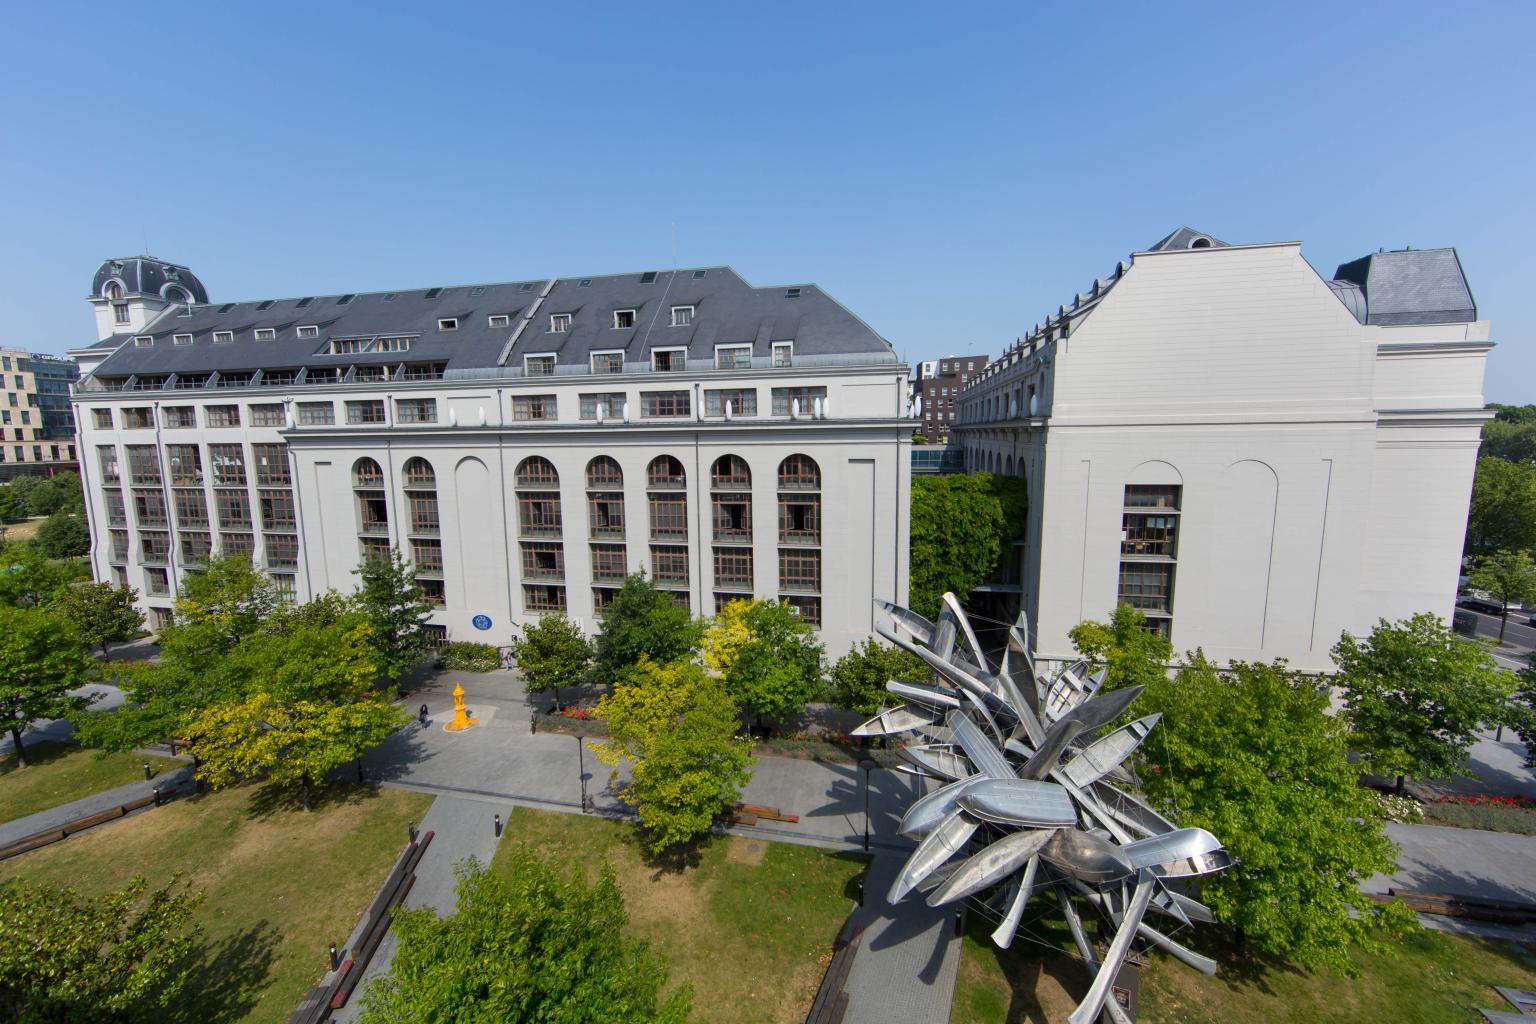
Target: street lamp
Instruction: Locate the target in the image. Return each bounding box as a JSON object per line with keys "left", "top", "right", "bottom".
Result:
{"left": 858, "top": 757, "right": 878, "bottom": 852}
{"left": 574, "top": 731, "right": 590, "bottom": 813}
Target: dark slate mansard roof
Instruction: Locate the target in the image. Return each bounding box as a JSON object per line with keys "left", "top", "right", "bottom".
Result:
{"left": 87, "top": 267, "right": 897, "bottom": 381}
{"left": 92, "top": 257, "right": 209, "bottom": 305}
{"left": 1329, "top": 248, "right": 1476, "bottom": 326}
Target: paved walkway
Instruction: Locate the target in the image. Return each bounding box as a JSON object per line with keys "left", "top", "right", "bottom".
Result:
{"left": 840, "top": 853, "right": 963, "bottom": 1024}
{"left": 0, "top": 758, "right": 195, "bottom": 848}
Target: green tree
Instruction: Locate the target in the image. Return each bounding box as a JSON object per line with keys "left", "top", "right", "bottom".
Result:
{"left": 719, "top": 599, "right": 825, "bottom": 727}
{"left": 0, "top": 875, "right": 204, "bottom": 1024}
{"left": 1468, "top": 549, "right": 1536, "bottom": 642}
{"left": 1465, "top": 455, "right": 1536, "bottom": 557}
{"left": 27, "top": 472, "right": 85, "bottom": 516}
{"left": 1068, "top": 603, "right": 1173, "bottom": 691}
{"left": 1506, "top": 653, "right": 1536, "bottom": 769}
{"left": 0, "top": 543, "right": 81, "bottom": 608}
{"left": 356, "top": 857, "right": 689, "bottom": 1024}
{"left": 908, "top": 473, "right": 1028, "bottom": 620}
{"left": 184, "top": 691, "right": 408, "bottom": 810}
{"left": 1333, "top": 614, "right": 1514, "bottom": 789}
{"left": 1138, "top": 654, "right": 1416, "bottom": 973}
{"left": 167, "top": 554, "right": 283, "bottom": 659}
{"left": 0, "top": 487, "right": 26, "bottom": 523}
{"left": 217, "top": 610, "right": 381, "bottom": 704}
{"left": 829, "top": 636, "right": 931, "bottom": 714}
{"left": 50, "top": 581, "right": 144, "bottom": 656}
{"left": 6, "top": 474, "right": 44, "bottom": 516}
{"left": 591, "top": 571, "right": 705, "bottom": 686}
{"left": 354, "top": 547, "right": 434, "bottom": 683}
{"left": 510, "top": 612, "right": 592, "bottom": 709}
{"left": 0, "top": 606, "right": 96, "bottom": 767}
{"left": 36, "top": 510, "right": 90, "bottom": 558}
{"left": 1481, "top": 403, "right": 1536, "bottom": 465}
{"left": 596, "top": 659, "right": 754, "bottom": 854}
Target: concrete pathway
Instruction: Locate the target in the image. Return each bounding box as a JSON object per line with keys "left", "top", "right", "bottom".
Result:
{"left": 0, "top": 759, "right": 195, "bottom": 848}
{"left": 1367, "top": 822, "right": 1536, "bottom": 905}
{"left": 839, "top": 853, "right": 963, "bottom": 1024}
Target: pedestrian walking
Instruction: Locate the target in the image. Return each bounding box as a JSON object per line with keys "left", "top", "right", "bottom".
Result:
{"left": 418, "top": 703, "right": 430, "bottom": 727}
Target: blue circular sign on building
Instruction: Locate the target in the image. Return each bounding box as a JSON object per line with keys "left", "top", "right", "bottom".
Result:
{"left": 471, "top": 614, "right": 493, "bottom": 631}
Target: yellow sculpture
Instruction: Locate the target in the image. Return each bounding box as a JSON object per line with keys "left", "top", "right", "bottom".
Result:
{"left": 444, "top": 683, "right": 480, "bottom": 732}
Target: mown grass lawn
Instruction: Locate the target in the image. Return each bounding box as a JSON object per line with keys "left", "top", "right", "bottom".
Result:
{"left": 949, "top": 906, "right": 1536, "bottom": 1024}
{"left": 0, "top": 740, "right": 184, "bottom": 825}
{"left": 490, "top": 808, "right": 867, "bottom": 1024}
{"left": 0, "top": 782, "right": 432, "bottom": 1024}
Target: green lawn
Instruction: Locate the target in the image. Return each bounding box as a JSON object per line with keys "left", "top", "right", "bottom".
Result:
{"left": 0, "top": 782, "right": 433, "bottom": 1024}
{"left": 490, "top": 808, "right": 867, "bottom": 1024}
{"left": 950, "top": 907, "right": 1536, "bottom": 1024}
{"left": 0, "top": 740, "right": 184, "bottom": 825}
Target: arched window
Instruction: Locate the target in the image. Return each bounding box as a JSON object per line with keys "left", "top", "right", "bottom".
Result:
{"left": 516, "top": 456, "right": 559, "bottom": 488}
{"left": 711, "top": 456, "right": 752, "bottom": 607}
{"left": 647, "top": 455, "right": 689, "bottom": 599}
{"left": 587, "top": 457, "right": 626, "bottom": 612}
{"left": 165, "top": 286, "right": 191, "bottom": 303}
{"left": 104, "top": 281, "right": 123, "bottom": 300}
{"left": 777, "top": 454, "right": 821, "bottom": 626}
{"left": 402, "top": 458, "right": 443, "bottom": 604}
{"left": 353, "top": 458, "right": 389, "bottom": 561}
{"left": 516, "top": 457, "right": 565, "bottom": 612}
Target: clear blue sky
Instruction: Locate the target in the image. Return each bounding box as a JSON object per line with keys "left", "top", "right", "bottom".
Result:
{"left": 3, "top": 2, "right": 1531, "bottom": 402}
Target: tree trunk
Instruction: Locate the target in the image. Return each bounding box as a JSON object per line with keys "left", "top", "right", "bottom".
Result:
{"left": 554, "top": 685, "right": 562, "bottom": 714}
{"left": 1395, "top": 774, "right": 1405, "bottom": 795}
{"left": 301, "top": 775, "right": 313, "bottom": 812}
{"left": 1498, "top": 609, "right": 1509, "bottom": 643}
{"left": 8, "top": 726, "right": 26, "bottom": 769}
{"left": 101, "top": 641, "right": 111, "bottom": 658}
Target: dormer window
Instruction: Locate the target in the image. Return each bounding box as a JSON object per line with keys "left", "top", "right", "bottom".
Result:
{"left": 207, "top": 333, "right": 228, "bottom": 346}
{"left": 525, "top": 354, "right": 556, "bottom": 377}
{"left": 651, "top": 348, "right": 686, "bottom": 372}
{"left": 376, "top": 336, "right": 411, "bottom": 352}
{"left": 330, "top": 339, "right": 365, "bottom": 354}
{"left": 104, "top": 282, "right": 123, "bottom": 300}
{"left": 488, "top": 314, "right": 510, "bottom": 328}
{"left": 550, "top": 314, "right": 571, "bottom": 333}
{"left": 133, "top": 335, "right": 153, "bottom": 348}
{"left": 438, "top": 318, "right": 458, "bottom": 332}
{"left": 670, "top": 305, "right": 694, "bottom": 327}
{"left": 785, "top": 288, "right": 802, "bottom": 298}
{"left": 772, "top": 341, "right": 793, "bottom": 368}
{"left": 613, "top": 310, "right": 636, "bottom": 329}
{"left": 177, "top": 304, "right": 194, "bottom": 317}
{"left": 297, "top": 325, "right": 319, "bottom": 339}
{"left": 254, "top": 328, "right": 276, "bottom": 341}
{"left": 715, "top": 344, "right": 751, "bottom": 370}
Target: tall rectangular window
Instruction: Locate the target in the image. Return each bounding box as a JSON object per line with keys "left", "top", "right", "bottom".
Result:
{"left": 512, "top": 395, "right": 557, "bottom": 420}
{"left": 396, "top": 398, "right": 437, "bottom": 424}
{"left": 163, "top": 406, "right": 196, "bottom": 428}
{"left": 206, "top": 405, "right": 240, "bottom": 427}
{"left": 591, "top": 352, "right": 624, "bottom": 374}
{"left": 250, "top": 404, "right": 285, "bottom": 426}
{"left": 208, "top": 444, "right": 246, "bottom": 486}
{"left": 1118, "top": 484, "right": 1180, "bottom": 636}
{"left": 771, "top": 386, "right": 826, "bottom": 416}
{"left": 347, "top": 400, "right": 387, "bottom": 424}
{"left": 579, "top": 393, "right": 625, "bottom": 420}
{"left": 704, "top": 389, "right": 757, "bottom": 417}
{"left": 641, "top": 391, "right": 690, "bottom": 418}
{"left": 591, "top": 544, "right": 627, "bottom": 582}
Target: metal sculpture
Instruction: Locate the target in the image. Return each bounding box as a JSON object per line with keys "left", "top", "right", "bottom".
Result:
{"left": 855, "top": 594, "right": 1232, "bottom": 1024}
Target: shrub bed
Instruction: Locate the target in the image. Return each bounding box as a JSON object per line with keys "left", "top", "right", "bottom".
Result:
{"left": 1423, "top": 793, "right": 1536, "bottom": 835}
{"left": 438, "top": 641, "right": 499, "bottom": 672}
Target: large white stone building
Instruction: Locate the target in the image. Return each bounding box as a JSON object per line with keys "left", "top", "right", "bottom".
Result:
{"left": 957, "top": 227, "right": 1491, "bottom": 672}
{"left": 71, "top": 258, "right": 912, "bottom": 656}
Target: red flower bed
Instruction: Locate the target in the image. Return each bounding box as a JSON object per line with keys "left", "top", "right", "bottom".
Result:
{"left": 557, "top": 706, "right": 594, "bottom": 721}
{"left": 1435, "top": 793, "right": 1533, "bottom": 809}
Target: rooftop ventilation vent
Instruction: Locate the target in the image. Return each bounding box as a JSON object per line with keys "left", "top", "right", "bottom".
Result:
{"left": 218, "top": 303, "right": 237, "bottom": 313}
{"left": 520, "top": 282, "right": 535, "bottom": 291}
{"left": 382, "top": 292, "right": 397, "bottom": 301}
{"left": 785, "top": 288, "right": 802, "bottom": 298}
{"left": 693, "top": 270, "right": 707, "bottom": 279}
{"left": 296, "top": 297, "right": 314, "bottom": 308}
{"left": 337, "top": 294, "right": 356, "bottom": 305}
{"left": 579, "top": 279, "right": 591, "bottom": 287}
{"left": 470, "top": 286, "right": 486, "bottom": 297}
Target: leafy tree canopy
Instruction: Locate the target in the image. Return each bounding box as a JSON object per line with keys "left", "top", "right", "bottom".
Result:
{"left": 356, "top": 857, "right": 689, "bottom": 1024}
{"left": 717, "top": 599, "right": 824, "bottom": 725}
{"left": 702, "top": 599, "right": 754, "bottom": 676}
{"left": 353, "top": 548, "right": 434, "bottom": 682}
{"left": 1138, "top": 654, "right": 1416, "bottom": 973}
{"left": 0, "top": 605, "right": 97, "bottom": 767}
{"left": 596, "top": 658, "right": 754, "bottom": 853}
{"left": 50, "top": 581, "right": 144, "bottom": 656}
{"left": 510, "top": 612, "right": 592, "bottom": 705}
{"left": 0, "top": 875, "right": 203, "bottom": 1024}
{"left": 35, "top": 512, "right": 90, "bottom": 559}
{"left": 1506, "top": 653, "right": 1536, "bottom": 769}
{"left": 0, "top": 542, "right": 83, "bottom": 609}
{"left": 909, "top": 472, "right": 1028, "bottom": 620}
{"left": 1333, "top": 613, "right": 1514, "bottom": 785}
{"left": 829, "top": 636, "right": 931, "bottom": 714}
{"left": 1482, "top": 403, "right": 1536, "bottom": 465}
{"left": 591, "top": 572, "right": 704, "bottom": 685}
{"left": 163, "top": 554, "right": 283, "bottom": 663}
{"left": 1068, "top": 603, "right": 1173, "bottom": 692}
{"left": 1468, "top": 549, "right": 1536, "bottom": 641}
{"left": 1466, "top": 455, "right": 1536, "bottom": 557}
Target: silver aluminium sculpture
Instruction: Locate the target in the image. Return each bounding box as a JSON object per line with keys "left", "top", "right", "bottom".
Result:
{"left": 855, "top": 594, "right": 1232, "bottom": 1024}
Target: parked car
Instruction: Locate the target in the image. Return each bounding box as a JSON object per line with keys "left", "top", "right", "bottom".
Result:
{"left": 1452, "top": 608, "right": 1479, "bottom": 635}
{"left": 1457, "top": 591, "right": 1505, "bottom": 616}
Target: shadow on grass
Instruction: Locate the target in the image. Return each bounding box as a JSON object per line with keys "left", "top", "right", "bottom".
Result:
{"left": 243, "top": 779, "right": 385, "bottom": 819}
{"left": 0, "top": 739, "right": 77, "bottom": 772}
{"left": 162, "top": 920, "right": 282, "bottom": 1024}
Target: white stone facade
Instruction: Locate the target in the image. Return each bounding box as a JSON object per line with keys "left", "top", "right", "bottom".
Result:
{"left": 958, "top": 236, "right": 1491, "bottom": 672}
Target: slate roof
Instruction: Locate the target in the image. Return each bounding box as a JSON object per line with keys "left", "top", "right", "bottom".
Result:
{"left": 1145, "top": 226, "right": 1228, "bottom": 251}
{"left": 92, "top": 257, "right": 209, "bottom": 305}
{"left": 86, "top": 266, "right": 896, "bottom": 381}
{"left": 1330, "top": 248, "right": 1476, "bottom": 326}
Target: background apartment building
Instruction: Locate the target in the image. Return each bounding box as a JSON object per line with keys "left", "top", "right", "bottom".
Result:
{"left": 914, "top": 354, "right": 987, "bottom": 442}
{"left": 958, "top": 227, "right": 1489, "bottom": 673}
{"left": 0, "top": 348, "right": 79, "bottom": 478}
{"left": 71, "top": 257, "right": 912, "bottom": 655}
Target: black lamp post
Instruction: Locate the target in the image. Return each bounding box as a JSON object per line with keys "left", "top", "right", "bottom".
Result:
{"left": 858, "top": 757, "right": 878, "bottom": 852}
{"left": 574, "top": 731, "right": 590, "bottom": 813}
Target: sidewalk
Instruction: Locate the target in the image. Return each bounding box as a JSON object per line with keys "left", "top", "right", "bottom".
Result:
{"left": 0, "top": 759, "right": 195, "bottom": 849}
{"left": 840, "top": 853, "right": 963, "bottom": 1024}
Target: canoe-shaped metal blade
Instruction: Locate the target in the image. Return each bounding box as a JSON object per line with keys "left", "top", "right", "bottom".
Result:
{"left": 956, "top": 778, "right": 1077, "bottom": 827}
{"left": 1164, "top": 889, "right": 1215, "bottom": 924}
{"left": 1021, "top": 714, "right": 1087, "bottom": 780}
{"left": 914, "top": 858, "right": 962, "bottom": 893}
{"left": 1059, "top": 714, "right": 1162, "bottom": 788}
{"left": 893, "top": 763, "right": 932, "bottom": 778}
{"left": 899, "top": 773, "right": 988, "bottom": 838}
{"left": 1123, "top": 827, "right": 1233, "bottom": 879}
{"left": 889, "top": 807, "right": 979, "bottom": 903}
{"left": 1068, "top": 871, "right": 1156, "bottom": 1024}
{"left": 873, "top": 599, "right": 937, "bottom": 647}
{"left": 1066, "top": 879, "right": 1219, "bottom": 975}
{"left": 1061, "top": 684, "right": 1145, "bottom": 735}
{"left": 943, "top": 592, "right": 992, "bottom": 675}
{"left": 1090, "top": 780, "right": 1178, "bottom": 838}
{"left": 885, "top": 680, "right": 961, "bottom": 710}
{"left": 877, "top": 624, "right": 1003, "bottom": 711}
{"left": 851, "top": 704, "right": 942, "bottom": 737}
{"left": 897, "top": 743, "right": 971, "bottom": 782}
{"left": 927, "top": 828, "right": 1056, "bottom": 906}
{"left": 1042, "top": 661, "right": 1092, "bottom": 721}
{"left": 990, "top": 854, "right": 1040, "bottom": 949}
{"left": 950, "top": 712, "right": 1015, "bottom": 780}
{"left": 1003, "top": 736, "right": 1034, "bottom": 761}
{"left": 1040, "top": 828, "right": 1135, "bottom": 884}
